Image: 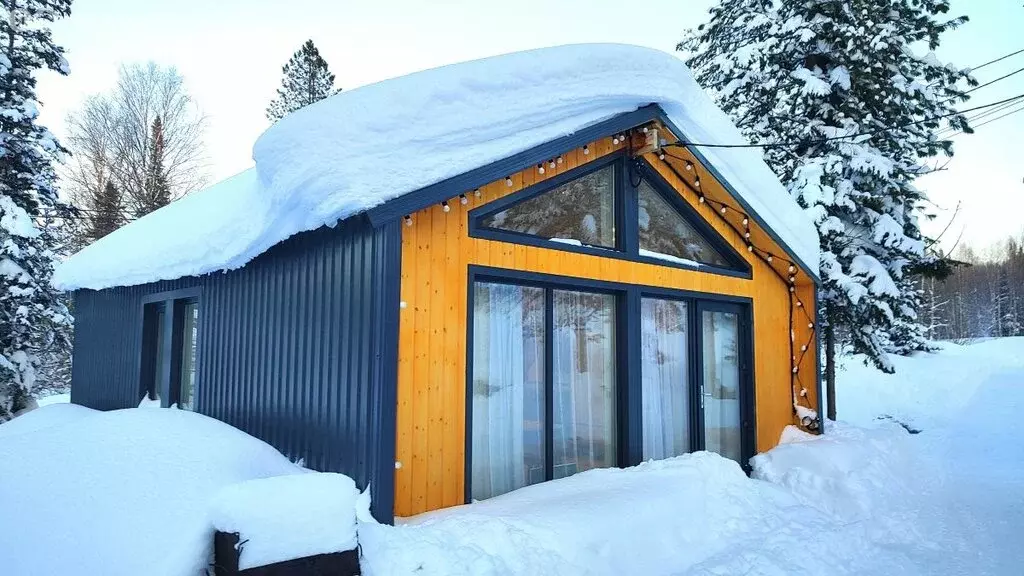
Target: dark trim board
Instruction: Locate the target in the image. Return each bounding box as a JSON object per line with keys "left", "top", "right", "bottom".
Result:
{"left": 466, "top": 154, "right": 752, "bottom": 280}
{"left": 365, "top": 105, "right": 665, "bottom": 227}
{"left": 463, "top": 265, "right": 756, "bottom": 504}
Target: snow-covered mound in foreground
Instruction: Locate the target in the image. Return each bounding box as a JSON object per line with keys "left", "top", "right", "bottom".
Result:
{"left": 210, "top": 473, "right": 361, "bottom": 570}
{"left": 53, "top": 44, "right": 817, "bottom": 291}
{"left": 0, "top": 401, "right": 96, "bottom": 438}
{"left": 360, "top": 422, "right": 943, "bottom": 576}
{"left": 0, "top": 408, "right": 303, "bottom": 576}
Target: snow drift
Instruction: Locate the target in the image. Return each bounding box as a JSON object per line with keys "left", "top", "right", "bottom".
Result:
{"left": 0, "top": 407, "right": 304, "bottom": 576}
{"left": 358, "top": 420, "right": 941, "bottom": 576}
{"left": 53, "top": 44, "right": 817, "bottom": 291}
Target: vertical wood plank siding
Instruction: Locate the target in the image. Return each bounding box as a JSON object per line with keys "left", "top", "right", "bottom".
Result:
{"left": 395, "top": 135, "right": 819, "bottom": 516}
{"left": 69, "top": 216, "right": 401, "bottom": 522}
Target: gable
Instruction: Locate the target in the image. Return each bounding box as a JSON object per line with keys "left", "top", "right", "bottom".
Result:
{"left": 469, "top": 155, "right": 746, "bottom": 274}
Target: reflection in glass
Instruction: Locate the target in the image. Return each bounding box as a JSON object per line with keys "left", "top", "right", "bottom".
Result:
{"left": 178, "top": 302, "right": 199, "bottom": 410}
{"left": 471, "top": 282, "right": 546, "bottom": 500}
{"left": 482, "top": 165, "right": 616, "bottom": 247}
{"left": 702, "top": 310, "right": 741, "bottom": 463}
{"left": 552, "top": 290, "right": 616, "bottom": 478}
{"left": 638, "top": 181, "right": 730, "bottom": 267}
{"left": 641, "top": 298, "right": 690, "bottom": 460}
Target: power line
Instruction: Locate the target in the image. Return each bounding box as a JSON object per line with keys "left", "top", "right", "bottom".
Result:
{"left": 666, "top": 93, "right": 1024, "bottom": 150}
{"left": 935, "top": 95, "right": 1024, "bottom": 138}
{"left": 967, "top": 102, "right": 1024, "bottom": 130}
{"left": 961, "top": 65, "right": 1024, "bottom": 96}
{"left": 969, "top": 48, "right": 1024, "bottom": 73}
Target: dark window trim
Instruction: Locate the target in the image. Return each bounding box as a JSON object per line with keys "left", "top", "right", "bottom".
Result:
{"left": 634, "top": 158, "right": 751, "bottom": 276}
{"left": 138, "top": 290, "right": 202, "bottom": 410}
{"left": 467, "top": 154, "right": 752, "bottom": 280}
{"left": 465, "top": 265, "right": 756, "bottom": 503}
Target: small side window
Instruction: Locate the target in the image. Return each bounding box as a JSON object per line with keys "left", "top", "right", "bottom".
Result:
{"left": 139, "top": 296, "right": 200, "bottom": 410}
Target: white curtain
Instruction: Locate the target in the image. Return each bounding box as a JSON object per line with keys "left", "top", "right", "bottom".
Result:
{"left": 471, "top": 284, "right": 544, "bottom": 501}
{"left": 552, "top": 290, "right": 616, "bottom": 479}
{"left": 701, "top": 310, "right": 742, "bottom": 463}
{"left": 641, "top": 298, "right": 689, "bottom": 460}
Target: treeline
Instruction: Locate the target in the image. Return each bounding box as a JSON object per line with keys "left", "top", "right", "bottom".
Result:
{"left": 920, "top": 235, "right": 1024, "bottom": 341}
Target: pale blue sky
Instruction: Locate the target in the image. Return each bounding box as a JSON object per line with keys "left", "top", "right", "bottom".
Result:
{"left": 36, "top": 0, "right": 1023, "bottom": 254}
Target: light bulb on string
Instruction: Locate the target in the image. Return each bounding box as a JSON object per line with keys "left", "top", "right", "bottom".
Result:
{"left": 474, "top": 188, "right": 481, "bottom": 198}
{"left": 537, "top": 163, "right": 545, "bottom": 175}
{"left": 441, "top": 201, "right": 450, "bottom": 213}
{"left": 403, "top": 215, "right": 412, "bottom": 227}
{"left": 505, "top": 176, "right": 513, "bottom": 187}
{"left": 459, "top": 194, "right": 468, "bottom": 205}
{"left": 583, "top": 145, "right": 590, "bottom": 155}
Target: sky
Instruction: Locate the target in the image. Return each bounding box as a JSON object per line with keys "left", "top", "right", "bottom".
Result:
{"left": 35, "top": 0, "right": 1024, "bottom": 257}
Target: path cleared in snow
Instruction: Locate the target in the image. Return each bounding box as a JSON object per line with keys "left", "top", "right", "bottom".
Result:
{"left": 834, "top": 338, "right": 1024, "bottom": 576}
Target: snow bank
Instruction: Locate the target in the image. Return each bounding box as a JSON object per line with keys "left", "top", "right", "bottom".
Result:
{"left": 0, "top": 408, "right": 303, "bottom": 576}
{"left": 752, "top": 421, "right": 918, "bottom": 520}
{"left": 209, "top": 473, "right": 360, "bottom": 569}
{"left": 0, "top": 402, "right": 96, "bottom": 438}
{"left": 53, "top": 44, "right": 817, "bottom": 291}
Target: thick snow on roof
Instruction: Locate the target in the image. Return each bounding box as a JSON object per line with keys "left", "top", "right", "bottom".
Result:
{"left": 53, "top": 44, "right": 818, "bottom": 291}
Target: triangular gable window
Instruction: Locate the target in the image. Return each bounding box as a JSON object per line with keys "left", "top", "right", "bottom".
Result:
{"left": 637, "top": 180, "right": 731, "bottom": 268}
{"left": 471, "top": 157, "right": 746, "bottom": 275}
{"left": 479, "top": 164, "right": 616, "bottom": 248}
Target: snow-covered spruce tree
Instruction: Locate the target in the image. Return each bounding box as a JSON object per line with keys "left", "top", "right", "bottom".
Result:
{"left": 87, "top": 180, "right": 123, "bottom": 241}
{"left": 682, "top": 0, "right": 973, "bottom": 419}
{"left": 266, "top": 40, "right": 338, "bottom": 123}
{"left": 0, "top": 0, "right": 74, "bottom": 420}
{"left": 136, "top": 115, "right": 170, "bottom": 217}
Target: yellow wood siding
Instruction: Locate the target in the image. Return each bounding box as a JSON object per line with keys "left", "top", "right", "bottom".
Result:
{"left": 395, "top": 133, "right": 818, "bottom": 517}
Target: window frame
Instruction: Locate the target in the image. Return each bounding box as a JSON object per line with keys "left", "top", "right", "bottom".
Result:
{"left": 468, "top": 153, "right": 751, "bottom": 279}
{"left": 138, "top": 288, "right": 202, "bottom": 410}
{"left": 465, "top": 266, "right": 756, "bottom": 504}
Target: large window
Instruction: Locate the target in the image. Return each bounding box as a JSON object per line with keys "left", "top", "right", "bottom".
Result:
{"left": 479, "top": 165, "right": 616, "bottom": 248}
{"left": 471, "top": 157, "right": 747, "bottom": 276}
{"left": 471, "top": 281, "right": 617, "bottom": 501}
{"left": 638, "top": 181, "right": 730, "bottom": 267}
{"left": 140, "top": 295, "right": 200, "bottom": 410}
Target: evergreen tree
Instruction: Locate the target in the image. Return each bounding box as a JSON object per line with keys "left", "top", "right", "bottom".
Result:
{"left": 0, "top": 0, "right": 74, "bottom": 420}
{"left": 682, "top": 0, "right": 972, "bottom": 420}
{"left": 266, "top": 40, "right": 338, "bottom": 122}
{"left": 137, "top": 115, "right": 170, "bottom": 216}
{"left": 88, "top": 180, "right": 123, "bottom": 241}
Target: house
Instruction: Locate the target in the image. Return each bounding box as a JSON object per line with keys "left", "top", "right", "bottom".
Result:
{"left": 53, "top": 44, "right": 822, "bottom": 522}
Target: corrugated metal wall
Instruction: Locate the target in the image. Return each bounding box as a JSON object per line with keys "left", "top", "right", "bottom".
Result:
{"left": 70, "top": 215, "right": 401, "bottom": 521}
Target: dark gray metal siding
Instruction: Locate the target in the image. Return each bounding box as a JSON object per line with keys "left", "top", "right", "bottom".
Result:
{"left": 70, "top": 215, "right": 401, "bottom": 521}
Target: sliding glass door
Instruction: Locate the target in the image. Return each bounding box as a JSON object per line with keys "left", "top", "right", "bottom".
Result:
{"left": 640, "top": 297, "right": 749, "bottom": 466}
{"left": 640, "top": 297, "right": 690, "bottom": 460}
{"left": 471, "top": 281, "right": 617, "bottom": 501}
{"left": 699, "top": 303, "right": 743, "bottom": 463}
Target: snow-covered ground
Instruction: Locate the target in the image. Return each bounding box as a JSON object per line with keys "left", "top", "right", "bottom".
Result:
{"left": 1, "top": 339, "right": 1020, "bottom": 575}
{"left": 360, "top": 338, "right": 1024, "bottom": 575}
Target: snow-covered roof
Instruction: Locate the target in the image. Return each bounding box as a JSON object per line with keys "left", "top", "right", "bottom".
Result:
{"left": 53, "top": 44, "right": 819, "bottom": 291}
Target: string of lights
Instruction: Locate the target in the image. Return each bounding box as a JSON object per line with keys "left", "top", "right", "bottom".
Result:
{"left": 654, "top": 145, "right": 819, "bottom": 427}
{"left": 410, "top": 126, "right": 822, "bottom": 428}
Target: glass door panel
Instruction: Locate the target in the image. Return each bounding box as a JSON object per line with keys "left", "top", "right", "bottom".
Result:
{"left": 640, "top": 297, "right": 690, "bottom": 460}
{"left": 700, "top": 307, "right": 742, "bottom": 463}
{"left": 552, "top": 290, "right": 617, "bottom": 479}
{"left": 470, "top": 282, "right": 547, "bottom": 501}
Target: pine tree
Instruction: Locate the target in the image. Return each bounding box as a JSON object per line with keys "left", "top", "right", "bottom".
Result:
{"left": 137, "top": 115, "right": 170, "bottom": 217}
{"left": 88, "top": 180, "right": 123, "bottom": 241}
{"left": 0, "top": 0, "right": 74, "bottom": 420}
{"left": 266, "top": 40, "right": 338, "bottom": 122}
{"left": 682, "top": 0, "right": 972, "bottom": 419}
